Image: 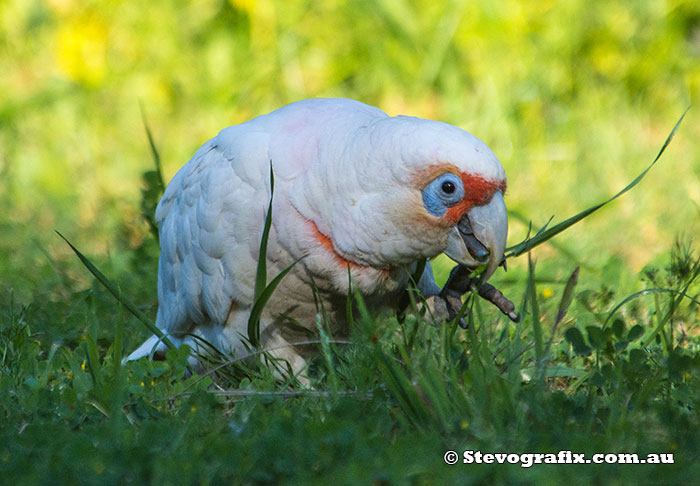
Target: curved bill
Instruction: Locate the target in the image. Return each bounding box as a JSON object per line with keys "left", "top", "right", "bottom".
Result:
{"left": 443, "top": 191, "right": 508, "bottom": 281}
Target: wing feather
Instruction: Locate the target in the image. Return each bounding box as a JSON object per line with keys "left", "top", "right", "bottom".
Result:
{"left": 155, "top": 137, "right": 268, "bottom": 335}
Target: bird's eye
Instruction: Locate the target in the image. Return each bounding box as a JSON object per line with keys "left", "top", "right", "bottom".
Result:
{"left": 441, "top": 181, "right": 456, "bottom": 194}
{"left": 421, "top": 172, "right": 465, "bottom": 217}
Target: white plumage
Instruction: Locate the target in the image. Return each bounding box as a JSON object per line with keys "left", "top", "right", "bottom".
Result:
{"left": 127, "top": 98, "right": 509, "bottom": 375}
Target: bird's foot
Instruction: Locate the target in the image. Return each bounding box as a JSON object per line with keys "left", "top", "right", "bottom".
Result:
{"left": 422, "top": 292, "right": 467, "bottom": 328}
{"left": 423, "top": 264, "right": 520, "bottom": 327}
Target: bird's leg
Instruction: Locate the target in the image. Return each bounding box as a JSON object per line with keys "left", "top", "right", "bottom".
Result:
{"left": 418, "top": 264, "right": 468, "bottom": 326}
{"left": 429, "top": 264, "right": 519, "bottom": 328}
{"left": 434, "top": 264, "right": 473, "bottom": 328}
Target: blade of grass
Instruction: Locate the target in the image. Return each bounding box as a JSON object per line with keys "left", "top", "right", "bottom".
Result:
{"left": 410, "top": 258, "right": 427, "bottom": 286}
{"left": 373, "top": 338, "right": 432, "bottom": 427}
{"left": 527, "top": 253, "right": 544, "bottom": 382}
{"left": 316, "top": 317, "right": 339, "bottom": 391}
{"left": 139, "top": 101, "right": 165, "bottom": 192}
{"left": 255, "top": 162, "right": 275, "bottom": 301}
{"left": 248, "top": 162, "right": 285, "bottom": 348}
{"left": 56, "top": 231, "right": 175, "bottom": 350}
{"left": 346, "top": 265, "right": 354, "bottom": 328}
{"left": 84, "top": 334, "right": 102, "bottom": 387}
{"left": 544, "top": 266, "right": 579, "bottom": 357}
{"left": 112, "top": 307, "right": 124, "bottom": 375}
{"left": 309, "top": 276, "right": 333, "bottom": 340}
{"left": 415, "top": 361, "right": 457, "bottom": 432}
{"left": 506, "top": 108, "right": 689, "bottom": 258}
{"left": 350, "top": 287, "right": 432, "bottom": 426}
{"left": 508, "top": 212, "right": 588, "bottom": 267}
{"left": 555, "top": 266, "right": 580, "bottom": 328}
{"left": 603, "top": 288, "right": 700, "bottom": 330}
{"left": 397, "top": 259, "right": 428, "bottom": 323}
{"left": 596, "top": 286, "right": 700, "bottom": 349}
{"left": 247, "top": 257, "right": 304, "bottom": 348}
{"left": 139, "top": 103, "right": 166, "bottom": 241}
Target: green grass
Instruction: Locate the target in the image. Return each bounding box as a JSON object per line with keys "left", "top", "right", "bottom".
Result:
{"left": 2, "top": 121, "right": 699, "bottom": 485}
{"left": 1, "top": 233, "right": 698, "bottom": 484}
{"left": 2, "top": 0, "right": 700, "bottom": 484}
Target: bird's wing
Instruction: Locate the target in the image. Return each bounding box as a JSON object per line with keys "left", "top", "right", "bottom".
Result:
{"left": 155, "top": 132, "right": 271, "bottom": 336}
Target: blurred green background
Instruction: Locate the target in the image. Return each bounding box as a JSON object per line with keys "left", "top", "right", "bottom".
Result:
{"left": 1, "top": 0, "right": 700, "bottom": 301}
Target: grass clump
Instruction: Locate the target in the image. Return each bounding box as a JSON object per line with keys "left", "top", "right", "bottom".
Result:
{"left": 3, "top": 237, "right": 697, "bottom": 484}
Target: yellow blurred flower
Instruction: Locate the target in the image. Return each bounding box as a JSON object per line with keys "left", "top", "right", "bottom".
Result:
{"left": 542, "top": 288, "right": 554, "bottom": 299}
{"left": 229, "top": 0, "right": 256, "bottom": 13}
{"left": 54, "top": 14, "right": 108, "bottom": 86}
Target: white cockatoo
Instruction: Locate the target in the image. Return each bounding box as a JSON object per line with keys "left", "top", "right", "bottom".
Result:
{"left": 127, "top": 98, "right": 508, "bottom": 375}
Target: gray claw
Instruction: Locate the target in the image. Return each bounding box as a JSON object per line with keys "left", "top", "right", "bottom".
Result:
{"left": 439, "top": 264, "right": 519, "bottom": 323}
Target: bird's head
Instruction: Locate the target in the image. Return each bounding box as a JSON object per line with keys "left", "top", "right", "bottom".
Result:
{"left": 289, "top": 108, "right": 508, "bottom": 283}
{"left": 410, "top": 161, "right": 507, "bottom": 281}
{"left": 380, "top": 116, "right": 508, "bottom": 281}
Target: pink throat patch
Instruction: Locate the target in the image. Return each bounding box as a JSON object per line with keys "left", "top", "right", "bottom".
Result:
{"left": 308, "top": 221, "right": 390, "bottom": 274}
{"left": 309, "top": 221, "right": 360, "bottom": 270}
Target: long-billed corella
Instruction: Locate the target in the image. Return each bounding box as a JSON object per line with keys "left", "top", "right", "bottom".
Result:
{"left": 127, "top": 98, "right": 514, "bottom": 376}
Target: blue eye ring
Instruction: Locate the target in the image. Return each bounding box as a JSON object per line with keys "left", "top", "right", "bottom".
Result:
{"left": 422, "top": 173, "right": 464, "bottom": 217}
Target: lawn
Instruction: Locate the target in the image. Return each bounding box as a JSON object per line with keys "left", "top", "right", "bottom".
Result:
{"left": 1, "top": 1, "right": 699, "bottom": 484}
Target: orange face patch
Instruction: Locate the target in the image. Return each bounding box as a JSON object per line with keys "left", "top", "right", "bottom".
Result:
{"left": 412, "top": 163, "right": 506, "bottom": 225}
{"left": 442, "top": 173, "right": 507, "bottom": 225}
